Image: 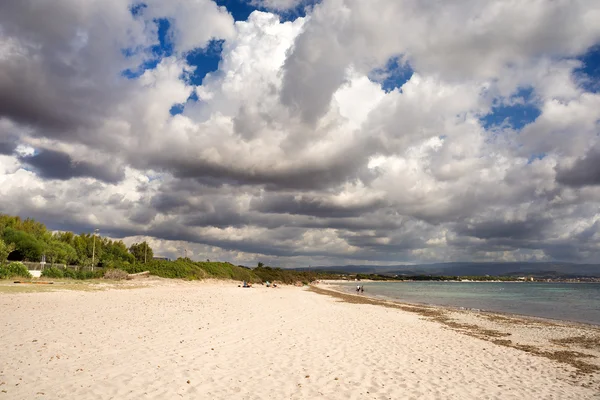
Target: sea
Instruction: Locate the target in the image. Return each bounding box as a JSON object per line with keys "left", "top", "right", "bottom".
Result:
{"left": 338, "top": 281, "right": 600, "bottom": 326}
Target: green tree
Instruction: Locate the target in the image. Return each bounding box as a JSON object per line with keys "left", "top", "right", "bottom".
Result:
{"left": 0, "top": 214, "right": 23, "bottom": 235}
{"left": 71, "top": 234, "right": 97, "bottom": 265}
{"left": 53, "top": 231, "right": 75, "bottom": 245}
{"left": 2, "top": 228, "right": 45, "bottom": 261}
{"left": 0, "top": 238, "right": 15, "bottom": 265}
{"left": 129, "top": 241, "right": 153, "bottom": 263}
{"left": 20, "top": 218, "right": 49, "bottom": 240}
{"left": 45, "top": 240, "right": 78, "bottom": 265}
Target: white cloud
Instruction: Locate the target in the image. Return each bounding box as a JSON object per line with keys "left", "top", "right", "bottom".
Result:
{"left": 250, "top": 0, "right": 306, "bottom": 12}
{"left": 142, "top": 0, "right": 235, "bottom": 53}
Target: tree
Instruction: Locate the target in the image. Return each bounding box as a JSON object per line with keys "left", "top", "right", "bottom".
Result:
{"left": 100, "top": 239, "right": 134, "bottom": 266}
{"left": 53, "top": 231, "right": 75, "bottom": 245}
{"left": 0, "top": 215, "right": 48, "bottom": 241}
{"left": 2, "top": 228, "right": 45, "bottom": 261}
{"left": 0, "top": 238, "right": 15, "bottom": 265}
{"left": 45, "top": 240, "right": 77, "bottom": 265}
{"left": 129, "top": 241, "right": 153, "bottom": 263}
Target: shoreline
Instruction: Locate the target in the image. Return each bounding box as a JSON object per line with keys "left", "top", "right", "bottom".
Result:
{"left": 312, "top": 283, "right": 600, "bottom": 376}
{"left": 323, "top": 280, "right": 600, "bottom": 327}
{"left": 317, "top": 282, "right": 600, "bottom": 328}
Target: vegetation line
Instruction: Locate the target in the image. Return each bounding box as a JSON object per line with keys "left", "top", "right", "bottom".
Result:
{"left": 0, "top": 214, "right": 333, "bottom": 283}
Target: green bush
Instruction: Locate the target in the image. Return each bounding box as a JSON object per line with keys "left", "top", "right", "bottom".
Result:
{"left": 137, "top": 259, "right": 209, "bottom": 280}
{"left": 56, "top": 268, "right": 103, "bottom": 280}
{"left": 121, "top": 259, "right": 261, "bottom": 281}
{"left": 41, "top": 267, "right": 64, "bottom": 278}
{"left": 197, "top": 262, "right": 257, "bottom": 282}
{"left": 75, "top": 270, "right": 104, "bottom": 280}
{"left": 253, "top": 266, "right": 316, "bottom": 284}
{"left": 0, "top": 262, "right": 32, "bottom": 279}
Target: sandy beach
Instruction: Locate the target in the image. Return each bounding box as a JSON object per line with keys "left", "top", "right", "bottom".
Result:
{"left": 1, "top": 279, "right": 600, "bottom": 399}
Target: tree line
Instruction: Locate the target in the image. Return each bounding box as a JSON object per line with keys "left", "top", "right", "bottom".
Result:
{"left": 0, "top": 214, "right": 153, "bottom": 268}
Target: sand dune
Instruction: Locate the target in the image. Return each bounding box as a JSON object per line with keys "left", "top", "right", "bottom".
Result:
{"left": 1, "top": 280, "right": 599, "bottom": 399}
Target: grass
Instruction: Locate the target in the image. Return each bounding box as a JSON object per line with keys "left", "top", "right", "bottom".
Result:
{"left": 0, "top": 278, "right": 136, "bottom": 293}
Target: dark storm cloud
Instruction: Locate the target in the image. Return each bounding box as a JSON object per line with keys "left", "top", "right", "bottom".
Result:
{"left": 341, "top": 232, "right": 426, "bottom": 251}
{"left": 157, "top": 143, "right": 376, "bottom": 191}
{"left": 251, "top": 193, "right": 384, "bottom": 218}
{"left": 150, "top": 193, "right": 200, "bottom": 214}
{"left": 0, "top": 136, "right": 17, "bottom": 155}
{"left": 106, "top": 193, "right": 135, "bottom": 211}
{"left": 297, "top": 214, "right": 403, "bottom": 231}
{"left": 556, "top": 148, "right": 600, "bottom": 187}
{"left": 19, "top": 149, "right": 125, "bottom": 183}
{"left": 128, "top": 208, "right": 158, "bottom": 225}
{"left": 0, "top": 61, "right": 86, "bottom": 132}
{"left": 104, "top": 220, "right": 306, "bottom": 258}
{"left": 184, "top": 213, "right": 252, "bottom": 229}
{"left": 0, "top": 0, "right": 136, "bottom": 142}
{"left": 536, "top": 242, "right": 586, "bottom": 262}
{"left": 454, "top": 218, "right": 551, "bottom": 241}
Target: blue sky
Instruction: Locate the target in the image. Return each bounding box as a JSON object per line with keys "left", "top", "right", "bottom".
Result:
{"left": 481, "top": 87, "right": 541, "bottom": 130}
{"left": 576, "top": 45, "right": 600, "bottom": 93}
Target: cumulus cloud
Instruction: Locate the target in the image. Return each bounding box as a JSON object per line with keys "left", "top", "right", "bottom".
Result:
{"left": 1, "top": 0, "right": 600, "bottom": 267}
{"left": 18, "top": 148, "right": 126, "bottom": 183}
{"left": 249, "top": 0, "right": 306, "bottom": 12}
{"left": 556, "top": 147, "right": 600, "bottom": 187}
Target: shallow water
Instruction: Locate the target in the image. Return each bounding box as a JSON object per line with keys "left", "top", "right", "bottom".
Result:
{"left": 339, "top": 282, "right": 600, "bottom": 325}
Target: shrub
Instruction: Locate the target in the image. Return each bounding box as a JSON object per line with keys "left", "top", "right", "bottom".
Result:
{"left": 253, "top": 266, "right": 316, "bottom": 284}
{"left": 111, "top": 259, "right": 263, "bottom": 282}
{"left": 62, "top": 268, "right": 77, "bottom": 279}
{"left": 41, "top": 267, "right": 64, "bottom": 279}
{"left": 143, "top": 259, "right": 209, "bottom": 280}
{"left": 75, "top": 270, "right": 104, "bottom": 280}
{"left": 103, "top": 268, "right": 129, "bottom": 280}
{"left": 0, "top": 262, "right": 32, "bottom": 279}
{"left": 197, "top": 262, "right": 257, "bottom": 282}
{"left": 56, "top": 268, "right": 103, "bottom": 280}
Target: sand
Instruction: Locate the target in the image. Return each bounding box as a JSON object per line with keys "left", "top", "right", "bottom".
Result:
{"left": 1, "top": 279, "right": 600, "bottom": 399}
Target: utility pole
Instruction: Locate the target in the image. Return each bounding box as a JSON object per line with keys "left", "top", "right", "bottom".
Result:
{"left": 91, "top": 228, "right": 99, "bottom": 271}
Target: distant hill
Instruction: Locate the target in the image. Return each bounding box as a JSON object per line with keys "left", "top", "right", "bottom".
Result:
{"left": 303, "top": 262, "right": 600, "bottom": 278}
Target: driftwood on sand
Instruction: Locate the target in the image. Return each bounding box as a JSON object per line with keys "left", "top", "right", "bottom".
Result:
{"left": 126, "top": 271, "right": 150, "bottom": 280}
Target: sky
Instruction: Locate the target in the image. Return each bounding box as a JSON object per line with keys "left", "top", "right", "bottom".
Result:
{"left": 1, "top": 0, "right": 600, "bottom": 267}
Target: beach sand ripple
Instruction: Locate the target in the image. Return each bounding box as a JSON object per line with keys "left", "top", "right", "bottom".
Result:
{"left": 1, "top": 280, "right": 599, "bottom": 399}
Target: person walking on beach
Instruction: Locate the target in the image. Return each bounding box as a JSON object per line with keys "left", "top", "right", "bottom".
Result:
{"left": 356, "top": 284, "right": 361, "bottom": 293}
{"left": 360, "top": 286, "right": 364, "bottom": 293}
